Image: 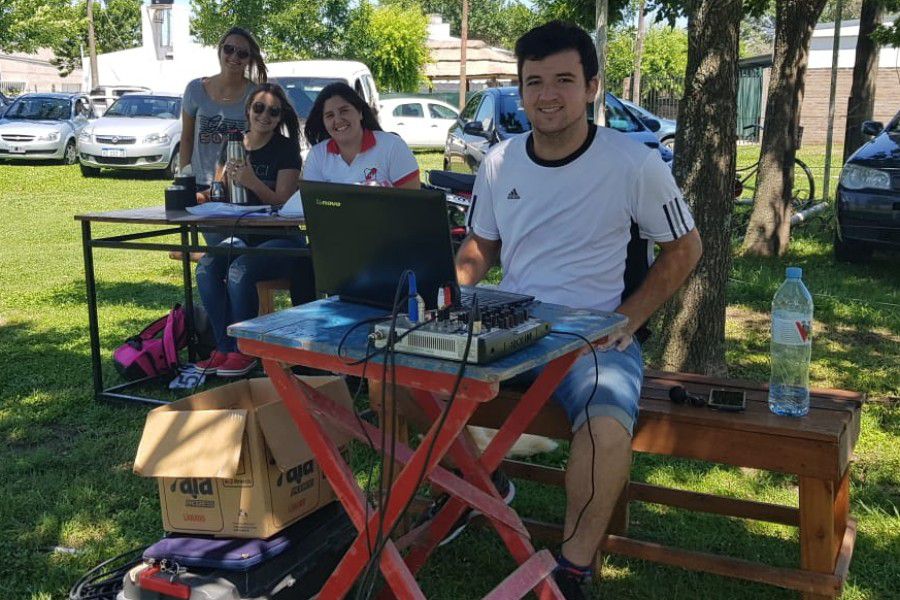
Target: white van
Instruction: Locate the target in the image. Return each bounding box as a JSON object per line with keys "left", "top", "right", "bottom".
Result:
{"left": 89, "top": 85, "right": 152, "bottom": 116}
{"left": 267, "top": 60, "right": 379, "bottom": 121}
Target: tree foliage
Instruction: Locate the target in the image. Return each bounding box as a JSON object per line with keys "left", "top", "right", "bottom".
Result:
{"left": 607, "top": 24, "right": 688, "bottom": 90}
{"left": 391, "top": 0, "right": 540, "bottom": 49}
{"left": 345, "top": 2, "right": 430, "bottom": 93}
{"left": 872, "top": 0, "right": 900, "bottom": 45}
{"left": 51, "top": 0, "right": 142, "bottom": 77}
{"left": 189, "top": 0, "right": 351, "bottom": 60}
{"left": 0, "top": 0, "right": 74, "bottom": 53}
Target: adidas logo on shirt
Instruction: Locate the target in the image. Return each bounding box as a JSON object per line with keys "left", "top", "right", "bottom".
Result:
{"left": 507, "top": 188, "right": 521, "bottom": 200}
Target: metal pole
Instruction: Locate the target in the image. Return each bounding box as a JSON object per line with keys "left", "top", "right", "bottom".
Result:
{"left": 594, "top": 0, "right": 608, "bottom": 125}
{"left": 823, "top": 0, "right": 843, "bottom": 202}
{"left": 81, "top": 221, "right": 103, "bottom": 400}
{"left": 459, "top": 0, "right": 468, "bottom": 108}
{"left": 87, "top": 0, "right": 99, "bottom": 89}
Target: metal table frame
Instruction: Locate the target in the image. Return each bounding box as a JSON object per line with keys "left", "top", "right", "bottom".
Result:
{"left": 75, "top": 206, "right": 307, "bottom": 405}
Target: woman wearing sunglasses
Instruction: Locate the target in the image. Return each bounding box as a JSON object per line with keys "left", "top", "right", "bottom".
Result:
{"left": 193, "top": 84, "right": 307, "bottom": 377}
{"left": 179, "top": 26, "right": 267, "bottom": 198}
{"left": 303, "top": 82, "right": 420, "bottom": 189}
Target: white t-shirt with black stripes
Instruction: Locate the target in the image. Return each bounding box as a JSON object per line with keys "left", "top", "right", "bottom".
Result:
{"left": 469, "top": 125, "right": 694, "bottom": 313}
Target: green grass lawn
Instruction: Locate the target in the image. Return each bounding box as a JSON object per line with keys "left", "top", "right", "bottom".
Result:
{"left": 0, "top": 154, "right": 898, "bottom": 599}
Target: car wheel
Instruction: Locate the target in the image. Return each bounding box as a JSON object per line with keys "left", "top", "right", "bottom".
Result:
{"left": 443, "top": 156, "right": 451, "bottom": 171}
{"left": 164, "top": 146, "right": 180, "bottom": 179}
{"left": 662, "top": 136, "right": 675, "bottom": 150}
{"left": 80, "top": 162, "right": 101, "bottom": 177}
{"left": 833, "top": 232, "right": 872, "bottom": 263}
{"left": 62, "top": 140, "right": 77, "bottom": 165}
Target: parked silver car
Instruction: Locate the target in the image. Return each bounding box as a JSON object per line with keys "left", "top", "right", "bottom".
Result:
{"left": 77, "top": 93, "right": 182, "bottom": 177}
{"left": 0, "top": 92, "right": 94, "bottom": 164}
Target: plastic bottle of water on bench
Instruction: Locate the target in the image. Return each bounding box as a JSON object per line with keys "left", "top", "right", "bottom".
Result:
{"left": 768, "top": 266, "right": 814, "bottom": 417}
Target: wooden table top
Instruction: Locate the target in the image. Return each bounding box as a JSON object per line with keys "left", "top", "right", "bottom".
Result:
{"left": 228, "top": 297, "right": 627, "bottom": 385}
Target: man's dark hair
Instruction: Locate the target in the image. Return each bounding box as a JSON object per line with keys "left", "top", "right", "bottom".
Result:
{"left": 514, "top": 20, "right": 599, "bottom": 87}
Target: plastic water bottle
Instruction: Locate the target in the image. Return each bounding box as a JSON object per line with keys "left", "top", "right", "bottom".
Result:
{"left": 768, "top": 266, "right": 814, "bottom": 417}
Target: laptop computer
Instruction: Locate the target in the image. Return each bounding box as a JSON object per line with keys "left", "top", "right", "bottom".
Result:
{"left": 299, "top": 181, "right": 533, "bottom": 311}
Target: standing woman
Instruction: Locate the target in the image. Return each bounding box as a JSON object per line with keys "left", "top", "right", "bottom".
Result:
{"left": 180, "top": 26, "right": 267, "bottom": 193}
{"left": 193, "top": 83, "right": 305, "bottom": 377}
{"left": 303, "top": 82, "right": 420, "bottom": 188}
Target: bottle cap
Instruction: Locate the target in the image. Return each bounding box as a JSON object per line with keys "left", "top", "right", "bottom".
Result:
{"left": 786, "top": 267, "right": 802, "bottom": 279}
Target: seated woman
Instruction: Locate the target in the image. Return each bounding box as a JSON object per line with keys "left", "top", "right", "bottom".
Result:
{"left": 303, "top": 82, "right": 420, "bottom": 189}
{"left": 194, "top": 83, "right": 304, "bottom": 377}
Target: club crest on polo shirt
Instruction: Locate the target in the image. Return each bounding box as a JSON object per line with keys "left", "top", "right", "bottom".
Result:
{"left": 507, "top": 188, "right": 521, "bottom": 200}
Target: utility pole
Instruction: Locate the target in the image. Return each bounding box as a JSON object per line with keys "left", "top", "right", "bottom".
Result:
{"left": 87, "top": 0, "right": 99, "bottom": 89}
{"left": 823, "top": 0, "right": 842, "bottom": 202}
{"left": 630, "top": 0, "right": 647, "bottom": 103}
{"left": 594, "top": 0, "right": 607, "bottom": 125}
{"left": 459, "top": 0, "right": 468, "bottom": 109}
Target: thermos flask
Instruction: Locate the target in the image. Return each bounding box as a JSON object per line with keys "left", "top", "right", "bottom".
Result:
{"left": 226, "top": 131, "right": 248, "bottom": 204}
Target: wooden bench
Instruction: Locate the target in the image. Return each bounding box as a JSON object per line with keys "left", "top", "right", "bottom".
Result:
{"left": 463, "top": 369, "right": 863, "bottom": 599}
{"left": 256, "top": 278, "right": 292, "bottom": 315}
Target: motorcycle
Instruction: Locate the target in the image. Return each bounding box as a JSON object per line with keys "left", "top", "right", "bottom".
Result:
{"left": 424, "top": 170, "right": 475, "bottom": 251}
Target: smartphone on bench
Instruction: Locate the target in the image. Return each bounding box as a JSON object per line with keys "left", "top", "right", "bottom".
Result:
{"left": 708, "top": 389, "right": 747, "bottom": 412}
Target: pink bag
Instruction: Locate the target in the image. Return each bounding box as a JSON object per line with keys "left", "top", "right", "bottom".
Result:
{"left": 113, "top": 305, "right": 187, "bottom": 380}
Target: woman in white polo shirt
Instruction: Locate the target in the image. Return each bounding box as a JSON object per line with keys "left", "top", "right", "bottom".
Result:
{"left": 303, "top": 83, "right": 420, "bottom": 189}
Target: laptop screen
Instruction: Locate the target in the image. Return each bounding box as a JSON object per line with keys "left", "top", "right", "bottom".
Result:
{"left": 299, "top": 181, "right": 458, "bottom": 310}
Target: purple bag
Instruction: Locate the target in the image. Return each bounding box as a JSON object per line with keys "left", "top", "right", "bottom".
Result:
{"left": 143, "top": 532, "right": 292, "bottom": 571}
{"left": 113, "top": 304, "right": 187, "bottom": 380}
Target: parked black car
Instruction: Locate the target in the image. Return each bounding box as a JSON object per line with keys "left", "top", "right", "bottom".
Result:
{"left": 0, "top": 91, "right": 10, "bottom": 117}
{"left": 834, "top": 112, "right": 900, "bottom": 261}
{"left": 443, "top": 86, "right": 672, "bottom": 173}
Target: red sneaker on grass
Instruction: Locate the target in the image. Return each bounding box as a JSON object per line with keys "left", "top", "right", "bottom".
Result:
{"left": 216, "top": 352, "right": 259, "bottom": 377}
{"left": 194, "top": 352, "right": 227, "bottom": 374}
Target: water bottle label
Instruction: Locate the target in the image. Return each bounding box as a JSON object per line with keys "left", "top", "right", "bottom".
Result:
{"left": 772, "top": 317, "right": 811, "bottom": 346}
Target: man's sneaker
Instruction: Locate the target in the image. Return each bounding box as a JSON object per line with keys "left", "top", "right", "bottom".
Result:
{"left": 552, "top": 567, "right": 592, "bottom": 600}
{"left": 417, "top": 470, "right": 515, "bottom": 547}
{"left": 194, "top": 352, "right": 228, "bottom": 374}
{"left": 216, "top": 352, "right": 259, "bottom": 377}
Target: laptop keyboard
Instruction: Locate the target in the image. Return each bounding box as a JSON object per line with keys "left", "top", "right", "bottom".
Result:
{"left": 459, "top": 286, "right": 535, "bottom": 310}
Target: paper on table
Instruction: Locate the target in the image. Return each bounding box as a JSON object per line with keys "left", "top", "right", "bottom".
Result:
{"left": 185, "top": 203, "right": 271, "bottom": 217}
{"left": 277, "top": 190, "right": 303, "bottom": 217}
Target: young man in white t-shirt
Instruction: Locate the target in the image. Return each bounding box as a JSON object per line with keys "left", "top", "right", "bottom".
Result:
{"left": 456, "top": 21, "right": 702, "bottom": 599}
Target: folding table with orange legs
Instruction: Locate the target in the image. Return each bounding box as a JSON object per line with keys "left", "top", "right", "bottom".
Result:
{"left": 229, "top": 298, "right": 625, "bottom": 599}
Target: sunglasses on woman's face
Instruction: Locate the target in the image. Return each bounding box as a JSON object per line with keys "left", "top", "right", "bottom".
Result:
{"left": 222, "top": 44, "right": 250, "bottom": 60}
{"left": 252, "top": 102, "right": 282, "bottom": 118}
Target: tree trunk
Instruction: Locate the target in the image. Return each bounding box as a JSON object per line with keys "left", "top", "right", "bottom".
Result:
{"left": 87, "top": 0, "right": 99, "bottom": 89}
{"left": 843, "top": 0, "right": 882, "bottom": 162}
{"left": 459, "top": 0, "right": 468, "bottom": 108}
{"left": 630, "top": 0, "right": 647, "bottom": 102}
{"left": 594, "top": 0, "right": 608, "bottom": 125}
{"left": 656, "top": 0, "right": 742, "bottom": 376}
{"left": 742, "top": 0, "right": 827, "bottom": 256}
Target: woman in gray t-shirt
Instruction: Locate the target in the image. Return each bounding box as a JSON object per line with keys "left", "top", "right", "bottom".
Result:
{"left": 179, "top": 26, "right": 267, "bottom": 188}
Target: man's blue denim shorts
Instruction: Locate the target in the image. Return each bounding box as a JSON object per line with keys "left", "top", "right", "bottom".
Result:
{"left": 511, "top": 340, "right": 643, "bottom": 436}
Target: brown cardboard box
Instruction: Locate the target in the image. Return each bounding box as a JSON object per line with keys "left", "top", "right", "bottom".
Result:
{"left": 133, "top": 376, "right": 351, "bottom": 538}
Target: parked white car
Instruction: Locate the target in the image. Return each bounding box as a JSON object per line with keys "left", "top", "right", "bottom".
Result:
{"left": 379, "top": 96, "right": 459, "bottom": 149}
{"left": 89, "top": 85, "right": 152, "bottom": 116}
{"left": 77, "top": 93, "right": 182, "bottom": 177}
{"left": 0, "top": 92, "right": 94, "bottom": 164}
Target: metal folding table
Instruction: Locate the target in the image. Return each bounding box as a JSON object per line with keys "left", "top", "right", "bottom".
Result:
{"left": 75, "top": 206, "right": 306, "bottom": 405}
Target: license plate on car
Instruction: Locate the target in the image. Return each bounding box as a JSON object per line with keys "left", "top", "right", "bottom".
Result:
{"left": 9, "top": 145, "right": 25, "bottom": 154}
{"left": 101, "top": 147, "right": 126, "bottom": 158}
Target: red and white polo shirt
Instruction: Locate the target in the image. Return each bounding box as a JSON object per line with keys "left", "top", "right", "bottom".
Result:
{"left": 303, "top": 129, "right": 419, "bottom": 187}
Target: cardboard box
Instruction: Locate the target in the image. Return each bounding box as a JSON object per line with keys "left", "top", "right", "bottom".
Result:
{"left": 133, "top": 376, "right": 351, "bottom": 538}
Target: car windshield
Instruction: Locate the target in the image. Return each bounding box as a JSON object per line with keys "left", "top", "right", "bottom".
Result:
{"left": 271, "top": 77, "right": 343, "bottom": 119}
{"left": 886, "top": 113, "right": 900, "bottom": 134}
{"left": 604, "top": 95, "right": 642, "bottom": 132}
{"left": 4, "top": 97, "right": 71, "bottom": 120}
{"left": 105, "top": 96, "right": 181, "bottom": 119}
{"left": 498, "top": 95, "right": 531, "bottom": 133}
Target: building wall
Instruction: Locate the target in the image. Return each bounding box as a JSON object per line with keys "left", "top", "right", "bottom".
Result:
{"left": 798, "top": 67, "right": 900, "bottom": 146}
{"left": 0, "top": 49, "right": 83, "bottom": 94}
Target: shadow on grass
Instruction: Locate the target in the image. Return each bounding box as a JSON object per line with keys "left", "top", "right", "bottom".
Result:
{"left": 33, "top": 279, "right": 187, "bottom": 311}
